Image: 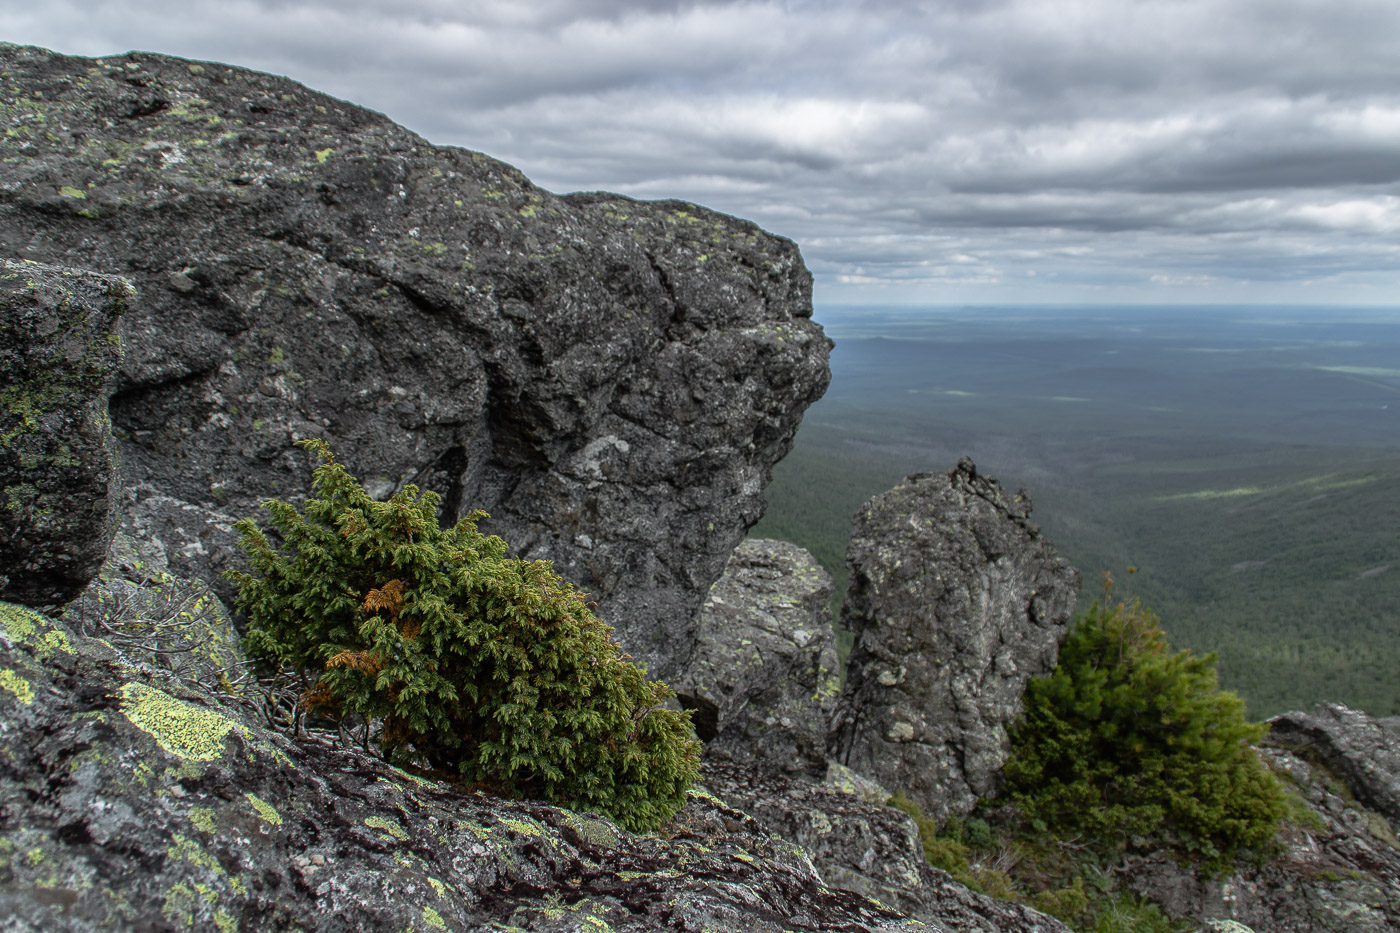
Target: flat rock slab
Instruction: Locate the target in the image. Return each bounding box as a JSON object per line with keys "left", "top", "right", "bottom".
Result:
{"left": 0, "top": 600, "right": 928, "bottom": 933}
{"left": 702, "top": 760, "right": 1072, "bottom": 933}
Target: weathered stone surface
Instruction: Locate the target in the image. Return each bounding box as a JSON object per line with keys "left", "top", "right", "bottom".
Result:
{"left": 675, "top": 538, "right": 840, "bottom": 775}
{"left": 1121, "top": 723, "right": 1400, "bottom": 932}
{"left": 0, "top": 600, "right": 932, "bottom": 933}
{"left": 829, "top": 458, "right": 1080, "bottom": 824}
{"left": 60, "top": 532, "right": 248, "bottom": 695}
{"left": 1267, "top": 702, "right": 1400, "bottom": 831}
{"left": 702, "top": 761, "right": 1071, "bottom": 933}
{"left": 0, "top": 259, "right": 131, "bottom": 609}
{"left": 0, "top": 43, "right": 830, "bottom": 680}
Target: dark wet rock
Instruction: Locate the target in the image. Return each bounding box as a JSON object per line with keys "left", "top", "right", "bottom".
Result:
{"left": 703, "top": 760, "right": 1071, "bottom": 933}
{"left": 1267, "top": 702, "right": 1400, "bottom": 831}
{"left": 0, "top": 43, "right": 830, "bottom": 680}
{"left": 675, "top": 538, "right": 840, "bottom": 775}
{"left": 829, "top": 458, "right": 1080, "bottom": 824}
{"left": 0, "top": 259, "right": 131, "bottom": 609}
{"left": 1121, "top": 721, "right": 1400, "bottom": 932}
{"left": 0, "top": 599, "right": 930, "bottom": 933}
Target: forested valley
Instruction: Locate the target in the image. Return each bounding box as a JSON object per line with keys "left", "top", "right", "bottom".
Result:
{"left": 752, "top": 306, "right": 1400, "bottom": 718}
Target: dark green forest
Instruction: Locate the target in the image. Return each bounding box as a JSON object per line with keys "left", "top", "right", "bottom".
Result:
{"left": 751, "top": 307, "right": 1400, "bottom": 719}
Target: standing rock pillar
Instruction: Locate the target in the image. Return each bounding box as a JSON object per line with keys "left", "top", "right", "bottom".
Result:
{"left": 829, "top": 458, "right": 1079, "bottom": 824}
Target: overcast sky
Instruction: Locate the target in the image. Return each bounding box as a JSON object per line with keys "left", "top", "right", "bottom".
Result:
{"left": 6, "top": 0, "right": 1400, "bottom": 307}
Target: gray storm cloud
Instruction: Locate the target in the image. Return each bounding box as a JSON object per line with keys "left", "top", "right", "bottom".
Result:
{"left": 3, "top": 0, "right": 1398, "bottom": 303}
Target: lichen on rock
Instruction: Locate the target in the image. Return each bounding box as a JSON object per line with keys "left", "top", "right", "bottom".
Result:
{"left": 829, "top": 458, "right": 1080, "bottom": 824}
{"left": 676, "top": 538, "right": 841, "bottom": 775}
{"left": 0, "top": 42, "right": 831, "bottom": 682}
{"left": 0, "top": 259, "right": 130, "bottom": 609}
{"left": 0, "top": 604, "right": 928, "bottom": 932}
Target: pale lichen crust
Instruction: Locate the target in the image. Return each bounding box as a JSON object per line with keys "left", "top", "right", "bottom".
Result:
{"left": 118, "top": 681, "right": 240, "bottom": 761}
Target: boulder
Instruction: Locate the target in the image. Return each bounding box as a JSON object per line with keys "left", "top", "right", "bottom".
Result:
{"left": 0, "top": 259, "right": 131, "bottom": 608}
{"left": 0, "top": 600, "right": 931, "bottom": 933}
{"left": 0, "top": 44, "right": 830, "bottom": 680}
{"left": 702, "top": 760, "right": 1072, "bottom": 933}
{"left": 1267, "top": 702, "right": 1400, "bottom": 831}
{"left": 828, "top": 459, "right": 1079, "bottom": 824}
{"left": 675, "top": 538, "right": 841, "bottom": 775}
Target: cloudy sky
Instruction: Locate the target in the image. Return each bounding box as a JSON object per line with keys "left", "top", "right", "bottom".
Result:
{"left": 6, "top": 0, "right": 1400, "bottom": 307}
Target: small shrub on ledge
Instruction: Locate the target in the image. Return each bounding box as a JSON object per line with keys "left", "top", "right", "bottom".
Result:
{"left": 1003, "top": 597, "right": 1286, "bottom": 872}
{"left": 226, "top": 439, "right": 700, "bottom": 832}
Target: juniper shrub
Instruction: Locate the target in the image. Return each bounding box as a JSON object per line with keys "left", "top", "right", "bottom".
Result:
{"left": 225, "top": 440, "right": 701, "bottom": 832}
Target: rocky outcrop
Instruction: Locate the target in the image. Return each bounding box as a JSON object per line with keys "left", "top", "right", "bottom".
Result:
{"left": 702, "top": 761, "right": 1070, "bottom": 933}
{"left": 1267, "top": 702, "right": 1400, "bottom": 830}
{"left": 829, "top": 459, "right": 1079, "bottom": 824}
{"left": 675, "top": 538, "right": 840, "bottom": 775}
{"left": 0, "top": 259, "right": 131, "bottom": 609}
{"left": 0, "top": 599, "right": 931, "bottom": 933}
{"left": 1120, "top": 705, "right": 1400, "bottom": 931}
{"left": 0, "top": 43, "right": 830, "bottom": 680}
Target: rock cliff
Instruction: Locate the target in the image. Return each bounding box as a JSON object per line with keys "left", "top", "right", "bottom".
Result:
{"left": 0, "top": 42, "right": 830, "bottom": 680}
{"left": 829, "top": 459, "right": 1080, "bottom": 824}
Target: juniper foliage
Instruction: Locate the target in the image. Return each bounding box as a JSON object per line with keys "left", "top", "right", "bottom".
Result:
{"left": 1003, "top": 599, "right": 1285, "bottom": 870}
{"left": 226, "top": 440, "right": 700, "bottom": 832}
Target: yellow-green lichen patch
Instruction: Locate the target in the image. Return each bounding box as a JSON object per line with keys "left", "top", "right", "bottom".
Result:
{"left": 0, "top": 669, "right": 33, "bottom": 705}
{"left": 59, "top": 185, "right": 86, "bottom": 199}
{"left": 422, "top": 905, "right": 446, "bottom": 929}
{"left": 389, "top": 766, "right": 434, "bottom": 788}
{"left": 561, "top": 811, "right": 620, "bottom": 850}
{"left": 188, "top": 807, "right": 217, "bottom": 834}
{"left": 1, "top": 603, "right": 73, "bottom": 658}
{"left": 499, "top": 817, "right": 544, "bottom": 838}
{"left": 118, "top": 682, "right": 239, "bottom": 761}
{"left": 686, "top": 786, "right": 724, "bottom": 805}
{"left": 426, "top": 876, "right": 446, "bottom": 898}
{"left": 167, "top": 834, "right": 221, "bottom": 873}
{"left": 162, "top": 881, "right": 201, "bottom": 927}
{"left": 364, "top": 816, "right": 409, "bottom": 841}
{"left": 245, "top": 793, "right": 282, "bottom": 826}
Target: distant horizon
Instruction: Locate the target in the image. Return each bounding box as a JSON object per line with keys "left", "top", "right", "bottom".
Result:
{"left": 815, "top": 301, "right": 1400, "bottom": 315}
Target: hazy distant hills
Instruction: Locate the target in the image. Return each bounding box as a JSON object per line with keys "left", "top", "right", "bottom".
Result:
{"left": 753, "top": 305, "right": 1400, "bottom": 717}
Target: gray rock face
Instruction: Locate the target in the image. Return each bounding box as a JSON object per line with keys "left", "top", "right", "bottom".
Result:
{"left": 1267, "top": 702, "right": 1400, "bottom": 831}
{"left": 0, "top": 44, "right": 830, "bottom": 680}
{"left": 1120, "top": 709, "right": 1400, "bottom": 932}
{"left": 0, "top": 600, "right": 928, "bottom": 933}
{"left": 702, "top": 761, "right": 1071, "bottom": 933}
{"left": 0, "top": 259, "right": 131, "bottom": 608}
{"left": 675, "top": 538, "right": 841, "bottom": 775}
{"left": 829, "top": 458, "right": 1080, "bottom": 824}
